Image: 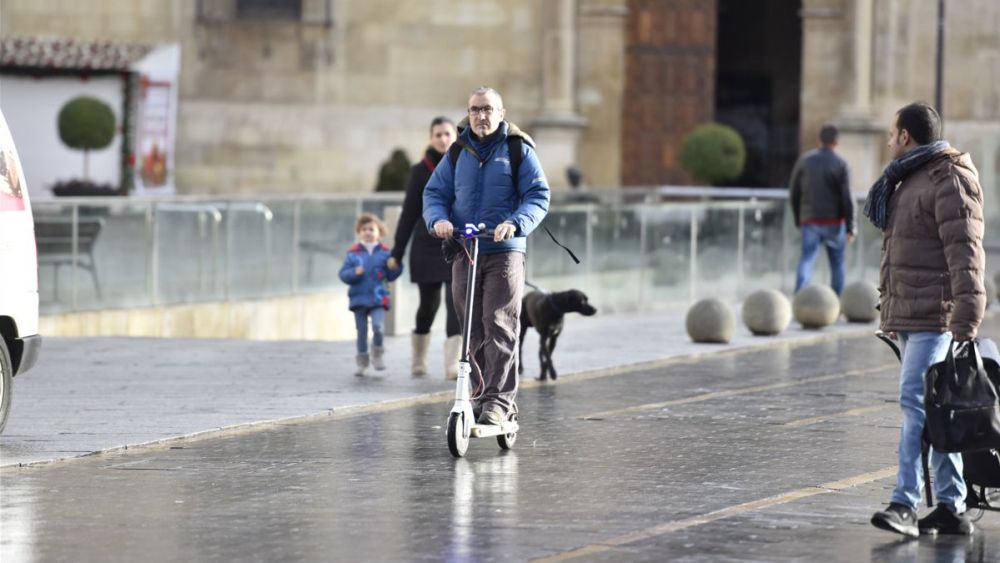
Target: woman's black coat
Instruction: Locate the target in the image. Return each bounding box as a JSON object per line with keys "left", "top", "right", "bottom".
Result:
{"left": 391, "top": 147, "right": 452, "bottom": 284}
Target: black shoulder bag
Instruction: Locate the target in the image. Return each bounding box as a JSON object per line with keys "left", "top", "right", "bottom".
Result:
{"left": 924, "top": 339, "right": 1000, "bottom": 454}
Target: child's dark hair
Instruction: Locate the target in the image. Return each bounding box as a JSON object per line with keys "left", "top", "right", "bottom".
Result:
{"left": 895, "top": 102, "right": 942, "bottom": 145}
{"left": 355, "top": 213, "right": 388, "bottom": 238}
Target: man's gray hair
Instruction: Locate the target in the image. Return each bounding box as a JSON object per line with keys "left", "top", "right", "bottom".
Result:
{"left": 470, "top": 86, "right": 503, "bottom": 109}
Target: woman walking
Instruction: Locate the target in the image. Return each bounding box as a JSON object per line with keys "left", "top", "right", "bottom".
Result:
{"left": 388, "top": 117, "right": 462, "bottom": 378}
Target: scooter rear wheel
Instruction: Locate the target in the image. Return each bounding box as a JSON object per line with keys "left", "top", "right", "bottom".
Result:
{"left": 447, "top": 412, "right": 469, "bottom": 458}
{"left": 497, "top": 412, "right": 517, "bottom": 450}
{"left": 969, "top": 487, "right": 997, "bottom": 523}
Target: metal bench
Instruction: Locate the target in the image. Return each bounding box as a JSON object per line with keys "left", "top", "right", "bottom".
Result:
{"left": 34, "top": 215, "right": 104, "bottom": 299}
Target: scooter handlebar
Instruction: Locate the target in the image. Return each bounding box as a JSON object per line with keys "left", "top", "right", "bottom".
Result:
{"left": 455, "top": 223, "right": 495, "bottom": 239}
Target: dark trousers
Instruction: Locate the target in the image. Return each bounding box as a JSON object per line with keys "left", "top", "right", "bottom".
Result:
{"left": 415, "top": 281, "right": 460, "bottom": 337}
{"left": 451, "top": 251, "right": 525, "bottom": 413}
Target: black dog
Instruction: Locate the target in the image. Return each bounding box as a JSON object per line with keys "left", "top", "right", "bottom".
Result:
{"left": 518, "top": 289, "right": 597, "bottom": 381}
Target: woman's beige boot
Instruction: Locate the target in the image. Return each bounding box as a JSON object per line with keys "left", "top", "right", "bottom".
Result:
{"left": 444, "top": 335, "right": 462, "bottom": 380}
{"left": 411, "top": 333, "right": 431, "bottom": 376}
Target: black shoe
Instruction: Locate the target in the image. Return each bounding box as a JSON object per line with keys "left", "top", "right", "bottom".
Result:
{"left": 871, "top": 503, "right": 919, "bottom": 537}
{"left": 918, "top": 504, "right": 974, "bottom": 536}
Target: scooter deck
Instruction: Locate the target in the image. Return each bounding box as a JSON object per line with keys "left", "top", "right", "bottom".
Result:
{"left": 470, "top": 421, "right": 519, "bottom": 438}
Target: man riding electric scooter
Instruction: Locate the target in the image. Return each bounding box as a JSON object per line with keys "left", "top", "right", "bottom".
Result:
{"left": 423, "top": 86, "right": 550, "bottom": 444}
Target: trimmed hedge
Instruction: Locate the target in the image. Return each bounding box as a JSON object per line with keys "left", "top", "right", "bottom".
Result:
{"left": 680, "top": 123, "right": 746, "bottom": 185}
{"left": 58, "top": 97, "right": 116, "bottom": 152}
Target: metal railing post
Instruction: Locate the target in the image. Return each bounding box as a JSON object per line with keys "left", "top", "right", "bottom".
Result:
{"left": 71, "top": 204, "right": 79, "bottom": 309}
{"left": 638, "top": 205, "right": 647, "bottom": 309}
{"left": 585, "top": 204, "right": 594, "bottom": 286}
{"left": 737, "top": 204, "right": 745, "bottom": 297}
{"left": 149, "top": 203, "right": 159, "bottom": 306}
{"left": 689, "top": 207, "right": 698, "bottom": 303}
{"left": 782, "top": 207, "right": 791, "bottom": 293}
{"left": 292, "top": 200, "right": 301, "bottom": 293}
{"left": 224, "top": 204, "right": 232, "bottom": 301}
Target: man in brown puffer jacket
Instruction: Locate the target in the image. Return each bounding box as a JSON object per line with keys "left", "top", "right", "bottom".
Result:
{"left": 866, "top": 102, "right": 986, "bottom": 538}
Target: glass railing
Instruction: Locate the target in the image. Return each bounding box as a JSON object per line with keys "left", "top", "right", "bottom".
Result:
{"left": 31, "top": 192, "right": 883, "bottom": 316}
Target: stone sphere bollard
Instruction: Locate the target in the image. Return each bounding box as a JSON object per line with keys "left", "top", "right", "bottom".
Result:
{"left": 793, "top": 284, "right": 840, "bottom": 329}
{"left": 840, "top": 281, "right": 879, "bottom": 323}
{"left": 686, "top": 298, "right": 736, "bottom": 344}
{"left": 741, "top": 289, "right": 792, "bottom": 336}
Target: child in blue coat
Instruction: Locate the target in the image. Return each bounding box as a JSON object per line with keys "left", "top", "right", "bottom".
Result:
{"left": 339, "top": 213, "right": 402, "bottom": 376}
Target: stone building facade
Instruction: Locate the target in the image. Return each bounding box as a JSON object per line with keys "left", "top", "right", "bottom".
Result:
{"left": 1, "top": 0, "right": 997, "bottom": 199}
{"left": 1, "top": 0, "right": 624, "bottom": 193}
{"left": 802, "top": 0, "right": 1000, "bottom": 200}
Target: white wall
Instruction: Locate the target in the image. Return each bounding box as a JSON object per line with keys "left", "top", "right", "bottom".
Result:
{"left": 0, "top": 75, "right": 123, "bottom": 198}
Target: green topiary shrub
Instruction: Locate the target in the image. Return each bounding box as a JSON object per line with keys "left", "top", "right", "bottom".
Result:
{"left": 57, "top": 96, "right": 116, "bottom": 179}
{"left": 680, "top": 123, "right": 746, "bottom": 185}
{"left": 374, "top": 148, "right": 411, "bottom": 192}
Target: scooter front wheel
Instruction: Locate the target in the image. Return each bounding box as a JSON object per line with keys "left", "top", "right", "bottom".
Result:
{"left": 447, "top": 412, "right": 469, "bottom": 458}
{"left": 497, "top": 412, "right": 517, "bottom": 450}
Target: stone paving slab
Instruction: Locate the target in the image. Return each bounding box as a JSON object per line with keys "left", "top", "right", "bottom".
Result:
{"left": 0, "top": 309, "right": 884, "bottom": 467}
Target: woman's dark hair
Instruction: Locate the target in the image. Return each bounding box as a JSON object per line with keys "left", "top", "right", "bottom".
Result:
{"left": 895, "top": 102, "right": 942, "bottom": 145}
{"left": 429, "top": 116, "right": 454, "bottom": 134}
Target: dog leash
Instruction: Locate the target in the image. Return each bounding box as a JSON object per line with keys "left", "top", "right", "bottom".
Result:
{"left": 542, "top": 225, "right": 580, "bottom": 264}
{"left": 443, "top": 224, "right": 580, "bottom": 265}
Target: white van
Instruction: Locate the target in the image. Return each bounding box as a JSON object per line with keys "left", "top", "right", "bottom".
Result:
{"left": 0, "top": 108, "right": 41, "bottom": 433}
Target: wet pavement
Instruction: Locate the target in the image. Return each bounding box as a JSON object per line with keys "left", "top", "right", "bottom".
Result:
{"left": 3, "top": 321, "right": 999, "bottom": 562}
{"left": 0, "top": 309, "right": 873, "bottom": 467}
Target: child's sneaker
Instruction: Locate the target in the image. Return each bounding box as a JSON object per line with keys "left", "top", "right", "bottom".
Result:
{"left": 355, "top": 354, "right": 369, "bottom": 377}
{"left": 918, "top": 504, "right": 974, "bottom": 536}
{"left": 871, "top": 503, "right": 918, "bottom": 537}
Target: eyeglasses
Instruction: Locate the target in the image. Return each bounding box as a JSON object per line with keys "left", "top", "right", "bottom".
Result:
{"left": 468, "top": 105, "right": 498, "bottom": 116}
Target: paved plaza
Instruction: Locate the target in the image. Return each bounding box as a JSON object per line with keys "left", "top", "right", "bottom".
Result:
{"left": 2, "top": 311, "right": 998, "bottom": 561}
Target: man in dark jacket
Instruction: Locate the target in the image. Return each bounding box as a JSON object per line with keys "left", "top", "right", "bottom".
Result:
{"left": 423, "top": 86, "right": 550, "bottom": 426}
{"left": 389, "top": 117, "right": 462, "bottom": 379}
{"left": 789, "top": 124, "right": 854, "bottom": 294}
{"left": 865, "top": 102, "right": 985, "bottom": 538}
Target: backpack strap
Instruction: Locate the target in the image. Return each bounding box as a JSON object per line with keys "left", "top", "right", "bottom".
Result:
{"left": 507, "top": 136, "right": 522, "bottom": 192}
{"left": 448, "top": 142, "right": 464, "bottom": 177}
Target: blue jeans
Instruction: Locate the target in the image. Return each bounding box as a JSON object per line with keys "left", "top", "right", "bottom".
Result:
{"left": 795, "top": 223, "right": 846, "bottom": 294}
{"left": 354, "top": 307, "right": 385, "bottom": 355}
{"left": 891, "top": 332, "right": 966, "bottom": 513}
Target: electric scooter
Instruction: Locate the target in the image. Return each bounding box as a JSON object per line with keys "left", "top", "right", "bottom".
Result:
{"left": 447, "top": 223, "right": 519, "bottom": 458}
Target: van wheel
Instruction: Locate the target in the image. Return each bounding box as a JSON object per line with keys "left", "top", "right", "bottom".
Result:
{"left": 0, "top": 339, "right": 11, "bottom": 434}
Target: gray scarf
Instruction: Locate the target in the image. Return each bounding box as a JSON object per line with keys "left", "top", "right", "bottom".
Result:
{"left": 863, "top": 140, "right": 951, "bottom": 230}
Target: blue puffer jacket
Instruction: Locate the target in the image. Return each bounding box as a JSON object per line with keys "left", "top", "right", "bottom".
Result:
{"left": 423, "top": 122, "right": 550, "bottom": 255}
{"left": 338, "top": 243, "right": 403, "bottom": 310}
